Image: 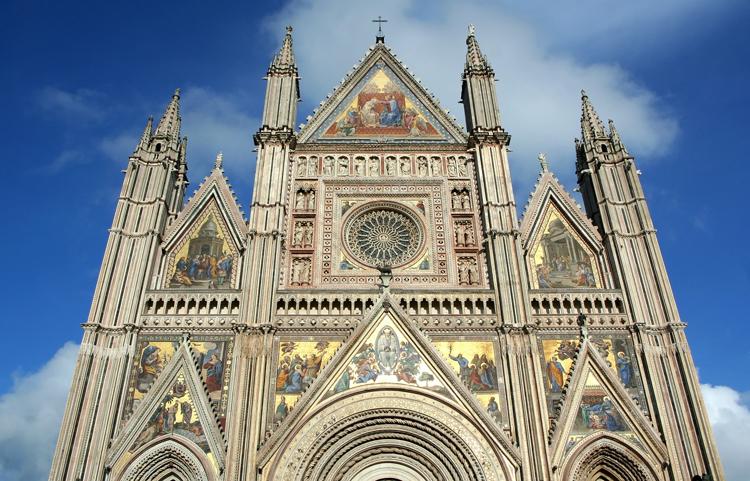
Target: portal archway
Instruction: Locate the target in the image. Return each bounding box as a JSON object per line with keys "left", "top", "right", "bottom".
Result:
{"left": 268, "top": 386, "right": 513, "bottom": 481}
{"left": 563, "top": 435, "right": 660, "bottom": 481}
{"left": 116, "top": 437, "right": 216, "bottom": 481}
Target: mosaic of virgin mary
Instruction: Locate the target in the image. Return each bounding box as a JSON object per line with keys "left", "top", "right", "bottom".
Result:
{"left": 324, "top": 69, "right": 440, "bottom": 138}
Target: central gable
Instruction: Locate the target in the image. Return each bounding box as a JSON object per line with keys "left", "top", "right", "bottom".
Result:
{"left": 300, "top": 45, "right": 466, "bottom": 144}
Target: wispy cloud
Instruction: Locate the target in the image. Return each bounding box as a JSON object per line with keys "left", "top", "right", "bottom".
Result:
{"left": 36, "top": 87, "right": 106, "bottom": 122}
{"left": 180, "top": 86, "right": 258, "bottom": 181}
{"left": 0, "top": 343, "right": 78, "bottom": 481}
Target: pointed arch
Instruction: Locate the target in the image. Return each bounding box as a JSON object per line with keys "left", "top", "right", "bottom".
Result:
{"left": 562, "top": 433, "right": 660, "bottom": 481}
{"left": 115, "top": 437, "right": 217, "bottom": 481}
{"left": 266, "top": 386, "right": 515, "bottom": 481}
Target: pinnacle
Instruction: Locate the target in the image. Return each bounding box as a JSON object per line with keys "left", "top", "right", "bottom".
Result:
{"left": 580, "top": 89, "right": 606, "bottom": 142}
{"left": 465, "top": 24, "right": 491, "bottom": 72}
{"left": 136, "top": 116, "right": 153, "bottom": 151}
{"left": 270, "top": 25, "right": 296, "bottom": 73}
{"left": 155, "top": 88, "right": 182, "bottom": 139}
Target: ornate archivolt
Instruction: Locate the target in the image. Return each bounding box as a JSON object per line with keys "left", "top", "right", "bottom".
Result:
{"left": 265, "top": 387, "right": 515, "bottom": 481}
{"left": 561, "top": 434, "right": 660, "bottom": 481}
{"left": 115, "top": 437, "right": 216, "bottom": 481}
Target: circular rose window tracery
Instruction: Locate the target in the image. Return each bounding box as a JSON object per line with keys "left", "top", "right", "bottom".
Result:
{"left": 344, "top": 203, "right": 424, "bottom": 268}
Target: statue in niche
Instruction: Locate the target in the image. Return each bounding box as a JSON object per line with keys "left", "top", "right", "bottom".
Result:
{"left": 451, "top": 190, "right": 461, "bottom": 210}
{"left": 417, "top": 157, "right": 428, "bottom": 176}
{"left": 337, "top": 157, "right": 349, "bottom": 176}
{"left": 293, "top": 222, "right": 304, "bottom": 246}
{"left": 457, "top": 157, "right": 468, "bottom": 176}
{"left": 307, "top": 190, "right": 316, "bottom": 210}
{"left": 460, "top": 190, "right": 471, "bottom": 210}
{"left": 323, "top": 157, "right": 334, "bottom": 176}
{"left": 447, "top": 157, "right": 458, "bottom": 176}
{"left": 431, "top": 157, "right": 442, "bottom": 176}
{"left": 302, "top": 222, "right": 313, "bottom": 247}
{"left": 295, "top": 190, "right": 305, "bottom": 210}
{"left": 291, "top": 258, "right": 311, "bottom": 285}
{"left": 307, "top": 157, "right": 318, "bottom": 176}
{"left": 354, "top": 157, "right": 365, "bottom": 176}
{"left": 455, "top": 221, "right": 475, "bottom": 247}
{"left": 385, "top": 157, "right": 397, "bottom": 176}
{"left": 296, "top": 159, "right": 307, "bottom": 177}
{"left": 458, "top": 257, "right": 479, "bottom": 285}
{"left": 400, "top": 157, "right": 411, "bottom": 176}
{"left": 368, "top": 157, "right": 380, "bottom": 176}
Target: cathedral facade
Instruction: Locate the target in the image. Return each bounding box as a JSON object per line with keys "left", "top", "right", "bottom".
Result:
{"left": 49, "top": 26, "right": 724, "bottom": 481}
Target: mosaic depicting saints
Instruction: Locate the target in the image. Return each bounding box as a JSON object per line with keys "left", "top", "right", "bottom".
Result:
{"left": 541, "top": 339, "right": 578, "bottom": 393}
{"left": 324, "top": 69, "right": 441, "bottom": 139}
{"left": 532, "top": 210, "right": 599, "bottom": 289}
{"left": 573, "top": 374, "right": 629, "bottom": 434}
{"left": 125, "top": 338, "right": 233, "bottom": 427}
{"left": 333, "top": 324, "right": 444, "bottom": 394}
{"left": 131, "top": 374, "right": 210, "bottom": 454}
{"left": 276, "top": 341, "right": 340, "bottom": 394}
{"left": 169, "top": 213, "right": 236, "bottom": 289}
{"left": 434, "top": 341, "right": 499, "bottom": 393}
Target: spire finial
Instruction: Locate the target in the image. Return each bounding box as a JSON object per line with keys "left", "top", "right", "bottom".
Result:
{"left": 270, "top": 25, "right": 297, "bottom": 73}
{"left": 538, "top": 152, "right": 549, "bottom": 172}
{"left": 155, "top": 88, "right": 181, "bottom": 140}
{"left": 465, "top": 24, "right": 491, "bottom": 71}
{"left": 214, "top": 151, "right": 223, "bottom": 170}
{"left": 372, "top": 16, "right": 388, "bottom": 43}
{"left": 580, "top": 89, "right": 606, "bottom": 142}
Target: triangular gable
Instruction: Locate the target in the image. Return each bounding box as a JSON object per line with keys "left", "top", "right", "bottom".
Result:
{"left": 161, "top": 164, "right": 246, "bottom": 289}
{"left": 299, "top": 44, "right": 466, "bottom": 144}
{"left": 258, "top": 294, "right": 519, "bottom": 466}
{"left": 549, "top": 339, "right": 666, "bottom": 466}
{"left": 163, "top": 163, "right": 247, "bottom": 253}
{"left": 520, "top": 170, "right": 605, "bottom": 289}
{"left": 107, "top": 342, "right": 226, "bottom": 475}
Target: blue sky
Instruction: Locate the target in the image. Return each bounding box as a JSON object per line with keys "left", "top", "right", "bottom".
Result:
{"left": 1, "top": 1, "right": 749, "bottom": 480}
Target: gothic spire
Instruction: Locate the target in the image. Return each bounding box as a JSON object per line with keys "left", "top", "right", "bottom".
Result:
{"left": 269, "top": 26, "right": 297, "bottom": 75}
{"left": 155, "top": 88, "right": 181, "bottom": 139}
{"left": 580, "top": 90, "right": 606, "bottom": 143}
{"left": 136, "top": 116, "right": 153, "bottom": 151}
{"left": 465, "top": 24, "right": 492, "bottom": 73}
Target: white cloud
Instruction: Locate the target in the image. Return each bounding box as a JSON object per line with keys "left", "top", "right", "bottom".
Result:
{"left": 181, "top": 86, "right": 259, "bottom": 183}
{"left": 0, "top": 343, "right": 78, "bottom": 481}
{"left": 701, "top": 384, "right": 750, "bottom": 481}
{"left": 99, "top": 132, "right": 138, "bottom": 162}
{"left": 259, "top": 0, "right": 740, "bottom": 192}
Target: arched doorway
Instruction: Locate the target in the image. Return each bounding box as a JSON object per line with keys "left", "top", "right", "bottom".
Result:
{"left": 563, "top": 435, "right": 660, "bottom": 481}
{"left": 267, "top": 387, "right": 513, "bottom": 481}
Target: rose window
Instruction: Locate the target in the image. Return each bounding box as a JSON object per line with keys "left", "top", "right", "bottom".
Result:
{"left": 344, "top": 204, "right": 424, "bottom": 268}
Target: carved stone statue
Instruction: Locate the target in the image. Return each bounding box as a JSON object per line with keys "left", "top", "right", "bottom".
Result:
{"left": 400, "top": 157, "right": 411, "bottom": 176}
{"left": 368, "top": 157, "right": 380, "bottom": 176}
{"left": 338, "top": 157, "right": 349, "bottom": 176}
{"left": 323, "top": 157, "right": 334, "bottom": 176}
{"left": 385, "top": 157, "right": 397, "bottom": 176}
{"left": 431, "top": 157, "right": 442, "bottom": 176}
